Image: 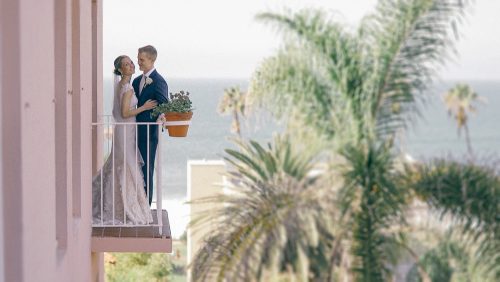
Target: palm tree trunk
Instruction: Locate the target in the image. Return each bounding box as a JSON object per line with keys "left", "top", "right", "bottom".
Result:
{"left": 463, "top": 123, "right": 473, "bottom": 158}
{"left": 232, "top": 111, "right": 241, "bottom": 137}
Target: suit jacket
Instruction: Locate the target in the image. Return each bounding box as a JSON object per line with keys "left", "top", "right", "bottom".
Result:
{"left": 132, "top": 69, "right": 169, "bottom": 124}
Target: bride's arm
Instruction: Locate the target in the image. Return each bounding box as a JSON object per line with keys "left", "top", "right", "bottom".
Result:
{"left": 121, "top": 90, "right": 157, "bottom": 118}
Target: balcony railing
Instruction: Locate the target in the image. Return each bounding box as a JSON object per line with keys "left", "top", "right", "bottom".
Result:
{"left": 92, "top": 116, "right": 163, "bottom": 227}
{"left": 90, "top": 116, "right": 188, "bottom": 252}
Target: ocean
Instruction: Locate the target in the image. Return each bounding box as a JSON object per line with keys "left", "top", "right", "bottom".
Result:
{"left": 103, "top": 77, "right": 500, "bottom": 237}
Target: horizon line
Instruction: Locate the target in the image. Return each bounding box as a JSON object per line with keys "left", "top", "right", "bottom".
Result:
{"left": 102, "top": 75, "right": 500, "bottom": 82}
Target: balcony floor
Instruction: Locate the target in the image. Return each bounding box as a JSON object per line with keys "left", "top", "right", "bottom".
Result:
{"left": 91, "top": 209, "right": 172, "bottom": 253}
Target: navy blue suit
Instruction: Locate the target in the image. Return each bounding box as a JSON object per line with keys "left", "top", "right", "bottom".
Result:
{"left": 132, "top": 69, "right": 168, "bottom": 205}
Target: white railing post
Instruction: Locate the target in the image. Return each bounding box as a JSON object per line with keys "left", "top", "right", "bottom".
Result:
{"left": 123, "top": 124, "right": 127, "bottom": 223}
{"left": 112, "top": 122, "right": 115, "bottom": 225}
{"left": 156, "top": 124, "right": 163, "bottom": 235}
{"left": 135, "top": 123, "right": 138, "bottom": 210}
{"left": 147, "top": 125, "right": 150, "bottom": 205}
{"left": 100, "top": 123, "right": 104, "bottom": 226}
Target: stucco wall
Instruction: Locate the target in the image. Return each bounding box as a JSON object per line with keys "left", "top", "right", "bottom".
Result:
{"left": 187, "top": 160, "right": 226, "bottom": 281}
{"left": 0, "top": 11, "right": 4, "bottom": 280}
{"left": 1, "top": 0, "right": 24, "bottom": 280}
{"left": 1, "top": 0, "right": 96, "bottom": 281}
{"left": 20, "top": 0, "right": 58, "bottom": 280}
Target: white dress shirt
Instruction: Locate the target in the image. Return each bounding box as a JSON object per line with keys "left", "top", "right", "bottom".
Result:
{"left": 139, "top": 68, "right": 155, "bottom": 94}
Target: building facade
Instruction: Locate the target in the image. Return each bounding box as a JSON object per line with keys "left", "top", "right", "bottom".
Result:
{"left": 1, "top": 0, "right": 104, "bottom": 281}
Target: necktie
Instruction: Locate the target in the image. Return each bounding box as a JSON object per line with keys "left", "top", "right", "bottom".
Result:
{"left": 139, "top": 75, "right": 146, "bottom": 94}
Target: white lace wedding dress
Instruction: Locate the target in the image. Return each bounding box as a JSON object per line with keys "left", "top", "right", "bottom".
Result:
{"left": 92, "top": 82, "right": 153, "bottom": 225}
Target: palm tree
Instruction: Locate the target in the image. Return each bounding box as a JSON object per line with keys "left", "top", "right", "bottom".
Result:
{"left": 192, "top": 0, "right": 500, "bottom": 280}
{"left": 443, "top": 83, "right": 483, "bottom": 156}
{"left": 190, "top": 137, "right": 339, "bottom": 281}
{"left": 405, "top": 158, "right": 500, "bottom": 280}
{"left": 218, "top": 86, "right": 248, "bottom": 137}
{"left": 250, "top": 1, "right": 476, "bottom": 147}
{"left": 248, "top": 0, "right": 481, "bottom": 280}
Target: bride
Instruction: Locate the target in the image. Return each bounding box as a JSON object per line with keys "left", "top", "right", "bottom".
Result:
{"left": 92, "top": 55, "right": 157, "bottom": 225}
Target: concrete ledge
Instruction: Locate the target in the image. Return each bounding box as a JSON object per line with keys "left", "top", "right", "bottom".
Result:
{"left": 91, "top": 237, "right": 172, "bottom": 253}
{"left": 91, "top": 209, "right": 172, "bottom": 253}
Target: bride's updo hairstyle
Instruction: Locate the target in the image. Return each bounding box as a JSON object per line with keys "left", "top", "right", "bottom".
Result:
{"left": 113, "top": 55, "right": 127, "bottom": 75}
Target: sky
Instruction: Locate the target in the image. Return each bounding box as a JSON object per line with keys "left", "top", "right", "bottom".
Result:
{"left": 104, "top": 0, "right": 500, "bottom": 80}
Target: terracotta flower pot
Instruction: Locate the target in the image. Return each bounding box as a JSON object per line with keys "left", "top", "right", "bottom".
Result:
{"left": 164, "top": 112, "right": 193, "bottom": 137}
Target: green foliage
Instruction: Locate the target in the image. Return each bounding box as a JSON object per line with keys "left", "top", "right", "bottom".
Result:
{"left": 179, "top": 230, "right": 187, "bottom": 244}
{"left": 246, "top": 2, "right": 482, "bottom": 279}
{"left": 405, "top": 159, "right": 500, "bottom": 279}
{"left": 105, "top": 253, "right": 172, "bottom": 282}
{"left": 151, "top": 90, "right": 193, "bottom": 118}
{"left": 170, "top": 240, "right": 189, "bottom": 281}
{"left": 444, "top": 84, "right": 482, "bottom": 127}
{"left": 339, "top": 142, "right": 408, "bottom": 281}
{"left": 251, "top": 0, "right": 473, "bottom": 147}
{"left": 190, "top": 136, "right": 337, "bottom": 281}
{"left": 405, "top": 239, "right": 472, "bottom": 282}
{"left": 190, "top": 0, "right": 500, "bottom": 281}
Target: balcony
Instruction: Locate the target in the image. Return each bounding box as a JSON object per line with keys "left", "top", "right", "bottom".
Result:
{"left": 91, "top": 209, "right": 171, "bottom": 252}
{"left": 91, "top": 118, "right": 186, "bottom": 253}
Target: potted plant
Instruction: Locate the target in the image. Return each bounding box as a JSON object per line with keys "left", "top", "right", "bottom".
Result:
{"left": 151, "top": 90, "right": 194, "bottom": 137}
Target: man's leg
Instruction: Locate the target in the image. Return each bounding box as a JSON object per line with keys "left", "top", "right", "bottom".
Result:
{"left": 137, "top": 125, "right": 149, "bottom": 201}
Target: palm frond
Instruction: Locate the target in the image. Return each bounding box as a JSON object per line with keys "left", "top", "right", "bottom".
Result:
{"left": 189, "top": 137, "right": 337, "bottom": 281}
{"left": 249, "top": 46, "right": 343, "bottom": 140}
{"left": 406, "top": 158, "right": 500, "bottom": 279}
{"left": 199, "top": 1, "right": 482, "bottom": 280}
{"left": 251, "top": 10, "right": 362, "bottom": 143}
{"left": 405, "top": 238, "right": 473, "bottom": 282}
{"left": 256, "top": 9, "right": 348, "bottom": 64}
{"left": 361, "top": 0, "right": 474, "bottom": 139}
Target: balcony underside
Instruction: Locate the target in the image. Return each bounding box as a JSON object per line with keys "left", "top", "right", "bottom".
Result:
{"left": 91, "top": 209, "right": 171, "bottom": 253}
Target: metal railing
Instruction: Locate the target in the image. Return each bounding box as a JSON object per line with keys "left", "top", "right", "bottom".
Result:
{"left": 91, "top": 116, "right": 168, "bottom": 232}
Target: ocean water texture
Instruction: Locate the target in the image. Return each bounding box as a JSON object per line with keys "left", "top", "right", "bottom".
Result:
{"left": 104, "top": 77, "right": 500, "bottom": 197}
{"left": 103, "top": 77, "right": 499, "bottom": 237}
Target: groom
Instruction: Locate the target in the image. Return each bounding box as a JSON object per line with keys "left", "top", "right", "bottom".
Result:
{"left": 133, "top": 45, "right": 168, "bottom": 205}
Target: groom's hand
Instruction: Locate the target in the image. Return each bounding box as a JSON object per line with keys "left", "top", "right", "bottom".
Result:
{"left": 142, "top": 99, "right": 158, "bottom": 111}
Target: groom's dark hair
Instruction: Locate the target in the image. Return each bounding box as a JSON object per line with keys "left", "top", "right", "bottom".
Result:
{"left": 139, "top": 45, "right": 157, "bottom": 62}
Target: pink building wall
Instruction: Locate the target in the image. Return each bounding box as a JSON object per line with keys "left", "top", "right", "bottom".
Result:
{"left": 0, "top": 5, "right": 4, "bottom": 278}
{"left": 1, "top": 0, "right": 101, "bottom": 281}
{"left": 0, "top": 39, "right": 3, "bottom": 279}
